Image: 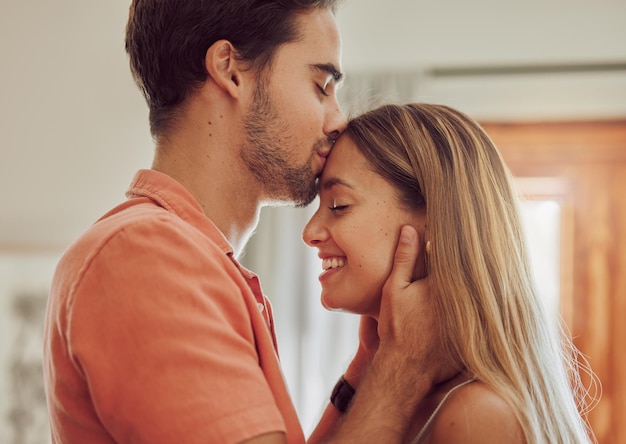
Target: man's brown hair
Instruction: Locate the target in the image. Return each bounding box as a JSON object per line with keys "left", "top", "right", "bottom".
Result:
{"left": 125, "top": 0, "right": 340, "bottom": 138}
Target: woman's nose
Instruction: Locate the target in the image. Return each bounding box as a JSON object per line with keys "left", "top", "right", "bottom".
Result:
{"left": 302, "top": 212, "right": 325, "bottom": 247}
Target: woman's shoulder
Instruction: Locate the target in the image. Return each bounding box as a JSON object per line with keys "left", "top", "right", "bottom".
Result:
{"left": 428, "top": 380, "right": 526, "bottom": 444}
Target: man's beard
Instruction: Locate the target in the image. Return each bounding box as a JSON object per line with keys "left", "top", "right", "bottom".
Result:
{"left": 240, "top": 81, "right": 321, "bottom": 207}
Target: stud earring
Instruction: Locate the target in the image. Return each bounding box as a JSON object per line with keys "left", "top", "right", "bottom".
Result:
{"left": 425, "top": 240, "right": 432, "bottom": 254}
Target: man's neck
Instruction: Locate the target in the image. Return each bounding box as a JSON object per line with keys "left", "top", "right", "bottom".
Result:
{"left": 151, "top": 124, "right": 262, "bottom": 257}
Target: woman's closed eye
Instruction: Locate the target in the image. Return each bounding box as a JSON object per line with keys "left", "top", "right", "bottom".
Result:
{"left": 329, "top": 198, "right": 349, "bottom": 212}
{"left": 317, "top": 84, "right": 329, "bottom": 97}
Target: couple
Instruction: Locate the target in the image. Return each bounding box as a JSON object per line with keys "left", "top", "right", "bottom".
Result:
{"left": 43, "top": 1, "right": 595, "bottom": 443}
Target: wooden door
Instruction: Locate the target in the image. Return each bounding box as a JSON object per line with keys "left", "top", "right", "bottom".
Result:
{"left": 481, "top": 120, "right": 626, "bottom": 444}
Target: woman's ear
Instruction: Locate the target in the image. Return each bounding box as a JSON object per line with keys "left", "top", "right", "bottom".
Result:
{"left": 205, "top": 39, "right": 242, "bottom": 99}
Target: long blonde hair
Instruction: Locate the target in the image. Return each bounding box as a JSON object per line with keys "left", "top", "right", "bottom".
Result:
{"left": 345, "top": 103, "right": 598, "bottom": 443}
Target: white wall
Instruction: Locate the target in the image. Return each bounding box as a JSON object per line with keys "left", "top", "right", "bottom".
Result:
{"left": 335, "top": 0, "right": 626, "bottom": 120}
{"left": 338, "top": 0, "right": 626, "bottom": 69}
{"left": 0, "top": 1, "right": 153, "bottom": 250}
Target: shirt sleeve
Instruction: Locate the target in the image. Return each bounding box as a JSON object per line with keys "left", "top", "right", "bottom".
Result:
{"left": 65, "top": 213, "right": 286, "bottom": 443}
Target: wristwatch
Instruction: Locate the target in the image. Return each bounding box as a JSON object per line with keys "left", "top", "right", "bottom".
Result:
{"left": 330, "top": 375, "right": 355, "bottom": 413}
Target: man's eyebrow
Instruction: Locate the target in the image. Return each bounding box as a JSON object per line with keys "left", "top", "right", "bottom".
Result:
{"left": 320, "top": 176, "right": 353, "bottom": 191}
{"left": 311, "top": 63, "right": 344, "bottom": 85}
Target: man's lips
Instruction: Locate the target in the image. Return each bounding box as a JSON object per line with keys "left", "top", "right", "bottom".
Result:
{"left": 317, "top": 149, "right": 331, "bottom": 159}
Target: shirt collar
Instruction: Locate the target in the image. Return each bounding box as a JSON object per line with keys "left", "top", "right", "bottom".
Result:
{"left": 126, "top": 169, "right": 234, "bottom": 256}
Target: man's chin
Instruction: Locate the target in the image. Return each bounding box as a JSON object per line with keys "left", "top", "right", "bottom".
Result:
{"left": 262, "top": 169, "right": 318, "bottom": 207}
{"left": 293, "top": 193, "right": 317, "bottom": 209}
{"left": 263, "top": 188, "right": 317, "bottom": 208}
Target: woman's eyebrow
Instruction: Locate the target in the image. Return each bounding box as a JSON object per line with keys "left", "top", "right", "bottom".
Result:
{"left": 320, "top": 176, "right": 353, "bottom": 191}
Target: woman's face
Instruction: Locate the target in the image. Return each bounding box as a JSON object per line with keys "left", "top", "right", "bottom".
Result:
{"left": 302, "top": 136, "right": 427, "bottom": 318}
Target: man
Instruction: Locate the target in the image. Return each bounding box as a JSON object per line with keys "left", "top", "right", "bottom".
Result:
{"left": 43, "top": 1, "right": 446, "bottom": 443}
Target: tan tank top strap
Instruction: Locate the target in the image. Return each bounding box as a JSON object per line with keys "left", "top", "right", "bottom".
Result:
{"left": 410, "top": 378, "right": 476, "bottom": 444}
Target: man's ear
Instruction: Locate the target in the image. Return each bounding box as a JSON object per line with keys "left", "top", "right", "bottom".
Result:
{"left": 205, "top": 40, "right": 242, "bottom": 99}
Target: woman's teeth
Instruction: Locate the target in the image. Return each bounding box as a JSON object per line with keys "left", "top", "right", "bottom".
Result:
{"left": 322, "top": 257, "right": 346, "bottom": 271}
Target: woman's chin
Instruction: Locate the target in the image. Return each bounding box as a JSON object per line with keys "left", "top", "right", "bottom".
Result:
{"left": 321, "top": 294, "right": 343, "bottom": 311}
{"left": 321, "top": 293, "right": 372, "bottom": 316}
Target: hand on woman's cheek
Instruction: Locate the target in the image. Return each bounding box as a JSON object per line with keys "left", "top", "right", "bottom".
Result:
{"left": 413, "top": 238, "right": 428, "bottom": 281}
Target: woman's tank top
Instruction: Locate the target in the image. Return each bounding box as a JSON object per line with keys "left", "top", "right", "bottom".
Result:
{"left": 410, "top": 378, "right": 476, "bottom": 444}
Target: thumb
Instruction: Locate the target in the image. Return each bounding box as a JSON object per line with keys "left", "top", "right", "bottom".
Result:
{"left": 388, "top": 225, "right": 420, "bottom": 289}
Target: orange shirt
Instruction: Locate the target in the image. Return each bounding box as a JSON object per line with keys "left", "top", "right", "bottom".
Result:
{"left": 43, "top": 169, "right": 304, "bottom": 444}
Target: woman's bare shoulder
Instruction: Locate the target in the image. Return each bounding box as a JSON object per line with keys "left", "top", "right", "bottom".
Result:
{"left": 428, "top": 381, "right": 526, "bottom": 444}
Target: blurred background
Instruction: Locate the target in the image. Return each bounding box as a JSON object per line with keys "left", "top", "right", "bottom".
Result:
{"left": 1, "top": 1, "right": 625, "bottom": 442}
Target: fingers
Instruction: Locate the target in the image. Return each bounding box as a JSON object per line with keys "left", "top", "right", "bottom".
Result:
{"left": 389, "top": 225, "right": 420, "bottom": 289}
{"left": 376, "top": 225, "right": 454, "bottom": 386}
{"left": 378, "top": 225, "right": 421, "bottom": 343}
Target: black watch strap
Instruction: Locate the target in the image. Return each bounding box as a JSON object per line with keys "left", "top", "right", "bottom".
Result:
{"left": 330, "top": 375, "right": 355, "bottom": 413}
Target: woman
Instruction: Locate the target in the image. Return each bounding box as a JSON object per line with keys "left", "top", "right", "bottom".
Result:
{"left": 303, "top": 103, "right": 597, "bottom": 443}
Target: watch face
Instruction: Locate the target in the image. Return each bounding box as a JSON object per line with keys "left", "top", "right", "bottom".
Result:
{"left": 331, "top": 377, "right": 355, "bottom": 413}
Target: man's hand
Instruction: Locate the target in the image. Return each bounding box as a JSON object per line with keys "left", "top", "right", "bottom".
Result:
{"left": 378, "top": 225, "right": 427, "bottom": 344}
{"left": 377, "top": 225, "right": 455, "bottom": 385}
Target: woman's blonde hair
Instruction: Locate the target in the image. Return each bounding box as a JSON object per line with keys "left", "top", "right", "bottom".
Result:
{"left": 345, "top": 103, "right": 598, "bottom": 444}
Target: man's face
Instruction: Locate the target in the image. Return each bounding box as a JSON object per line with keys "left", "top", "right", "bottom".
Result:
{"left": 240, "top": 8, "right": 347, "bottom": 207}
